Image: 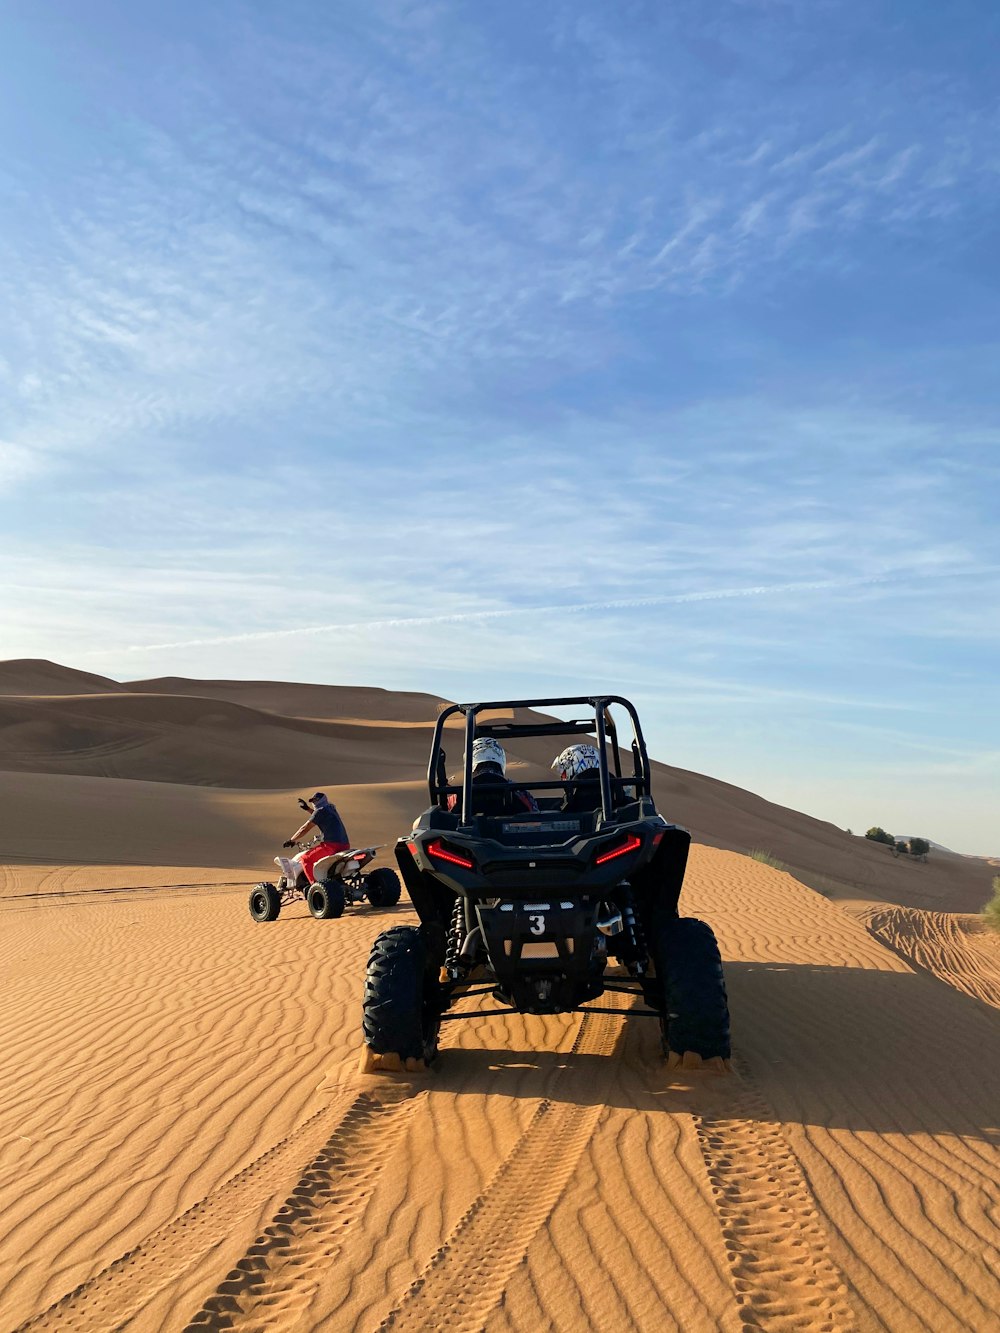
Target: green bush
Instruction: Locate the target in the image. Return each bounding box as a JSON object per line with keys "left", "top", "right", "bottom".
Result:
{"left": 749, "top": 849, "right": 786, "bottom": 871}
{"left": 985, "top": 877, "right": 1000, "bottom": 934}
{"left": 909, "top": 837, "right": 930, "bottom": 858}
{"left": 895, "top": 840, "right": 908, "bottom": 854}
{"left": 865, "top": 826, "right": 895, "bottom": 846}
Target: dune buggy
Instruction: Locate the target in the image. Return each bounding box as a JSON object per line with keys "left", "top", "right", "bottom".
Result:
{"left": 360, "top": 695, "right": 730, "bottom": 1069}
{"left": 250, "top": 810, "right": 402, "bottom": 922}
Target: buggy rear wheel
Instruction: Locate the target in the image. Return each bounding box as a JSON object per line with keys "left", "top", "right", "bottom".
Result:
{"left": 249, "top": 883, "right": 281, "bottom": 922}
{"left": 361, "top": 925, "right": 440, "bottom": 1067}
{"left": 363, "top": 866, "right": 402, "bottom": 907}
{"left": 307, "top": 880, "right": 345, "bottom": 919}
{"left": 652, "top": 916, "right": 730, "bottom": 1060}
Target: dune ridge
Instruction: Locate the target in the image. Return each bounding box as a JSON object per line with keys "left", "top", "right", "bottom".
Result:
{"left": 1, "top": 659, "right": 998, "bottom": 1330}
{"left": 0, "top": 659, "right": 991, "bottom": 912}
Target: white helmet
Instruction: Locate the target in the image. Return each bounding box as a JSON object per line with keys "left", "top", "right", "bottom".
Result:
{"left": 552, "top": 743, "right": 600, "bottom": 782}
{"left": 471, "top": 736, "right": 506, "bottom": 774}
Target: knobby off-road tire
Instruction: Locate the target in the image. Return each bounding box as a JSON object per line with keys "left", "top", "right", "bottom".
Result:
{"left": 653, "top": 916, "right": 731, "bottom": 1059}
{"left": 362, "top": 925, "right": 440, "bottom": 1064}
{"left": 363, "top": 866, "right": 402, "bottom": 907}
{"left": 307, "top": 880, "right": 345, "bottom": 919}
{"left": 249, "top": 883, "right": 281, "bottom": 923}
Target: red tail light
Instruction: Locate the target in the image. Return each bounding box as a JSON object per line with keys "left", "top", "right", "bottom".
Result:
{"left": 595, "top": 834, "right": 642, "bottom": 865}
{"left": 426, "top": 839, "right": 475, "bottom": 870}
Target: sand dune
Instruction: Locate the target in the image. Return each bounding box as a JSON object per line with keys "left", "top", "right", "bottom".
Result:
{"left": 0, "top": 693, "right": 439, "bottom": 789}
{"left": 0, "top": 660, "right": 991, "bottom": 914}
{"left": 1, "top": 660, "right": 998, "bottom": 1330}
{"left": 0, "top": 660, "right": 119, "bottom": 696}
{"left": 2, "top": 850, "right": 998, "bottom": 1331}
{"left": 126, "top": 675, "right": 450, "bottom": 723}
{"left": 860, "top": 904, "right": 1000, "bottom": 1009}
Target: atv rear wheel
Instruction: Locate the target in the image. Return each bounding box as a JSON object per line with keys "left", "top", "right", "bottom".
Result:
{"left": 363, "top": 866, "right": 402, "bottom": 908}
{"left": 307, "top": 880, "right": 345, "bottom": 919}
{"left": 249, "top": 883, "right": 281, "bottom": 922}
{"left": 652, "top": 916, "right": 730, "bottom": 1060}
{"left": 361, "top": 925, "right": 440, "bottom": 1066}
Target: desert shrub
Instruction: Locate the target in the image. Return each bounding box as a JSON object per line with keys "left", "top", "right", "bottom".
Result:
{"left": 909, "top": 837, "right": 930, "bottom": 858}
{"left": 985, "top": 877, "right": 1000, "bottom": 934}
{"left": 895, "top": 840, "right": 909, "bottom": 854}
{"left": 865, "top": 827, "right": 895, "bottom": 846}
{"left": 749, "top": 849, "right": 786, "bottom": 871}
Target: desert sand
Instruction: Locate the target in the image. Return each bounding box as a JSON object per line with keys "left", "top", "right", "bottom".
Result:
{"left": 1, "top": 660, "right": 998, "bottom": 1331}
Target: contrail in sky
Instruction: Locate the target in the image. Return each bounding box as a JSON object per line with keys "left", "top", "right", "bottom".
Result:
{"left": 120, "top": 574, "right": 885, "bottom": 653}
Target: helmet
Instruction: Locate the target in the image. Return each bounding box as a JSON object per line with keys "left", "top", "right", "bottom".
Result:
{"left": 471, "top": 736, "right": 506, "bottom": 774}
{"left": 551, "top": 743, "right": 600, "bottom": 782}
{"left": 309, "top": 791, "right": 330, "bottom": 808}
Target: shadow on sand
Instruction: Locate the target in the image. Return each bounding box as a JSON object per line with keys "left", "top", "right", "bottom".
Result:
{"left": 425, "top": 962, "right": 1000, "bottom": 1144}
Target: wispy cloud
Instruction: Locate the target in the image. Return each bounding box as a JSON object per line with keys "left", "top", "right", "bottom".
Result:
{"left": 2, "top": 0, "right": 994, "bottom": 494}
{"left": 111, "top": 574, "right": 889, "bottom": 654}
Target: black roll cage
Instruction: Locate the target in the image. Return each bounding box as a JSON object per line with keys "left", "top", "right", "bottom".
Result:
{"left": 427, "top": 695, "right": 653, "bottom": 827}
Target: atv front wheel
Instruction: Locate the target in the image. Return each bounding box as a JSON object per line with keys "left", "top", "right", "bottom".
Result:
{"left": 652, "top": 916, "right": 730, "bottom": 1059}
{"left": 307, "top": 880, "right": 345, "bottom": 919}
{"left": 249, "top": 883, "right": 281, "bottom": 923}
{"left": 363, "top": 866, "right": 402, "bottom": 908}
{"left": 361, "top": 925, "right": 440, "bottom": 1065}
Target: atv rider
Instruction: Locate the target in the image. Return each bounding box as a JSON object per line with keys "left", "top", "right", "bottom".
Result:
{"left": 449, "top": 738, "right": 539, "bottom": 817}
{"left": 278, "top": 791, "right": 350, "bottom": 887}
{"left": 552, "top": 743, "right": 604, "bottom": 812}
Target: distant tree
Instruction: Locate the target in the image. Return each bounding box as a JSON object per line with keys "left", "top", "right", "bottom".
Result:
{"left": 909, "top": 837, "right": 930, "bottom": 859}
{"left": 865, "top": 827, "right": 895, "bottom": 846}
{"left": 985, "top": 877, "right": 1000, "bottom": 934}
{"left": 895, "top": 840, "right": 909, "bottom": 854}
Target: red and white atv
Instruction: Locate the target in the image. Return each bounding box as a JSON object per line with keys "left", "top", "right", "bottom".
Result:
{"left": 249, "top": 839, "right": 402, "bottom": 922}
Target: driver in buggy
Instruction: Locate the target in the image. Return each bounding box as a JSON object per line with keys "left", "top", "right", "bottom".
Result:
{"left": 448, "top": 738, "right": 539, "bottom": 817}
{"left": 276, "top": 791, "right": 351, "bottom": 887}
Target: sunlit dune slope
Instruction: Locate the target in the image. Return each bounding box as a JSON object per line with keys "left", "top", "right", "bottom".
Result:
{"left": 2, "top": 848, "right": 998, "bottom": 1331}
{"left": 127, "top": 674, "right": 450, "bottom": 722}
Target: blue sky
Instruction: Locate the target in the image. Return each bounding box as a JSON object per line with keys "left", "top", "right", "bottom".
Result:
{"left": 1, "top": 0, "right": 998, "bottom": 854}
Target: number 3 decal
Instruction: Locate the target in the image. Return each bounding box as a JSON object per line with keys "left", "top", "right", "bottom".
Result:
{"left": 529, "top": 914, "right": 546, "bottom": 935}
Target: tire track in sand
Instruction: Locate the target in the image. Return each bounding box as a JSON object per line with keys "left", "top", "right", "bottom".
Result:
{"left": 378, "top": 1001, "right": 622, "bottom": 1332}
{"left": 694, "top": 1059, "right": 857, "bottom": 1333}
{"left": 862, "top": 906, "right": 1000, "bottom": 1009}
{"left": 16, "top": 1087, "right": 415, "bottom": 1332}
{"left": 179, "top": 1088, "right": 422, "bottom": 1331}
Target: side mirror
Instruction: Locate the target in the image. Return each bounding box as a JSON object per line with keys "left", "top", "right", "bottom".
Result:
{"left": 297, "top": 798, "right": 311, "bottom": 812}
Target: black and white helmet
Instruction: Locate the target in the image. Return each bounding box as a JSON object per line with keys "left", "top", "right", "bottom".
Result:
{"left": 551, "top": 743, "right": 600, "bottom": 782}
{"left": 471, "top": 737, "right": 507, "bottom": 774}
